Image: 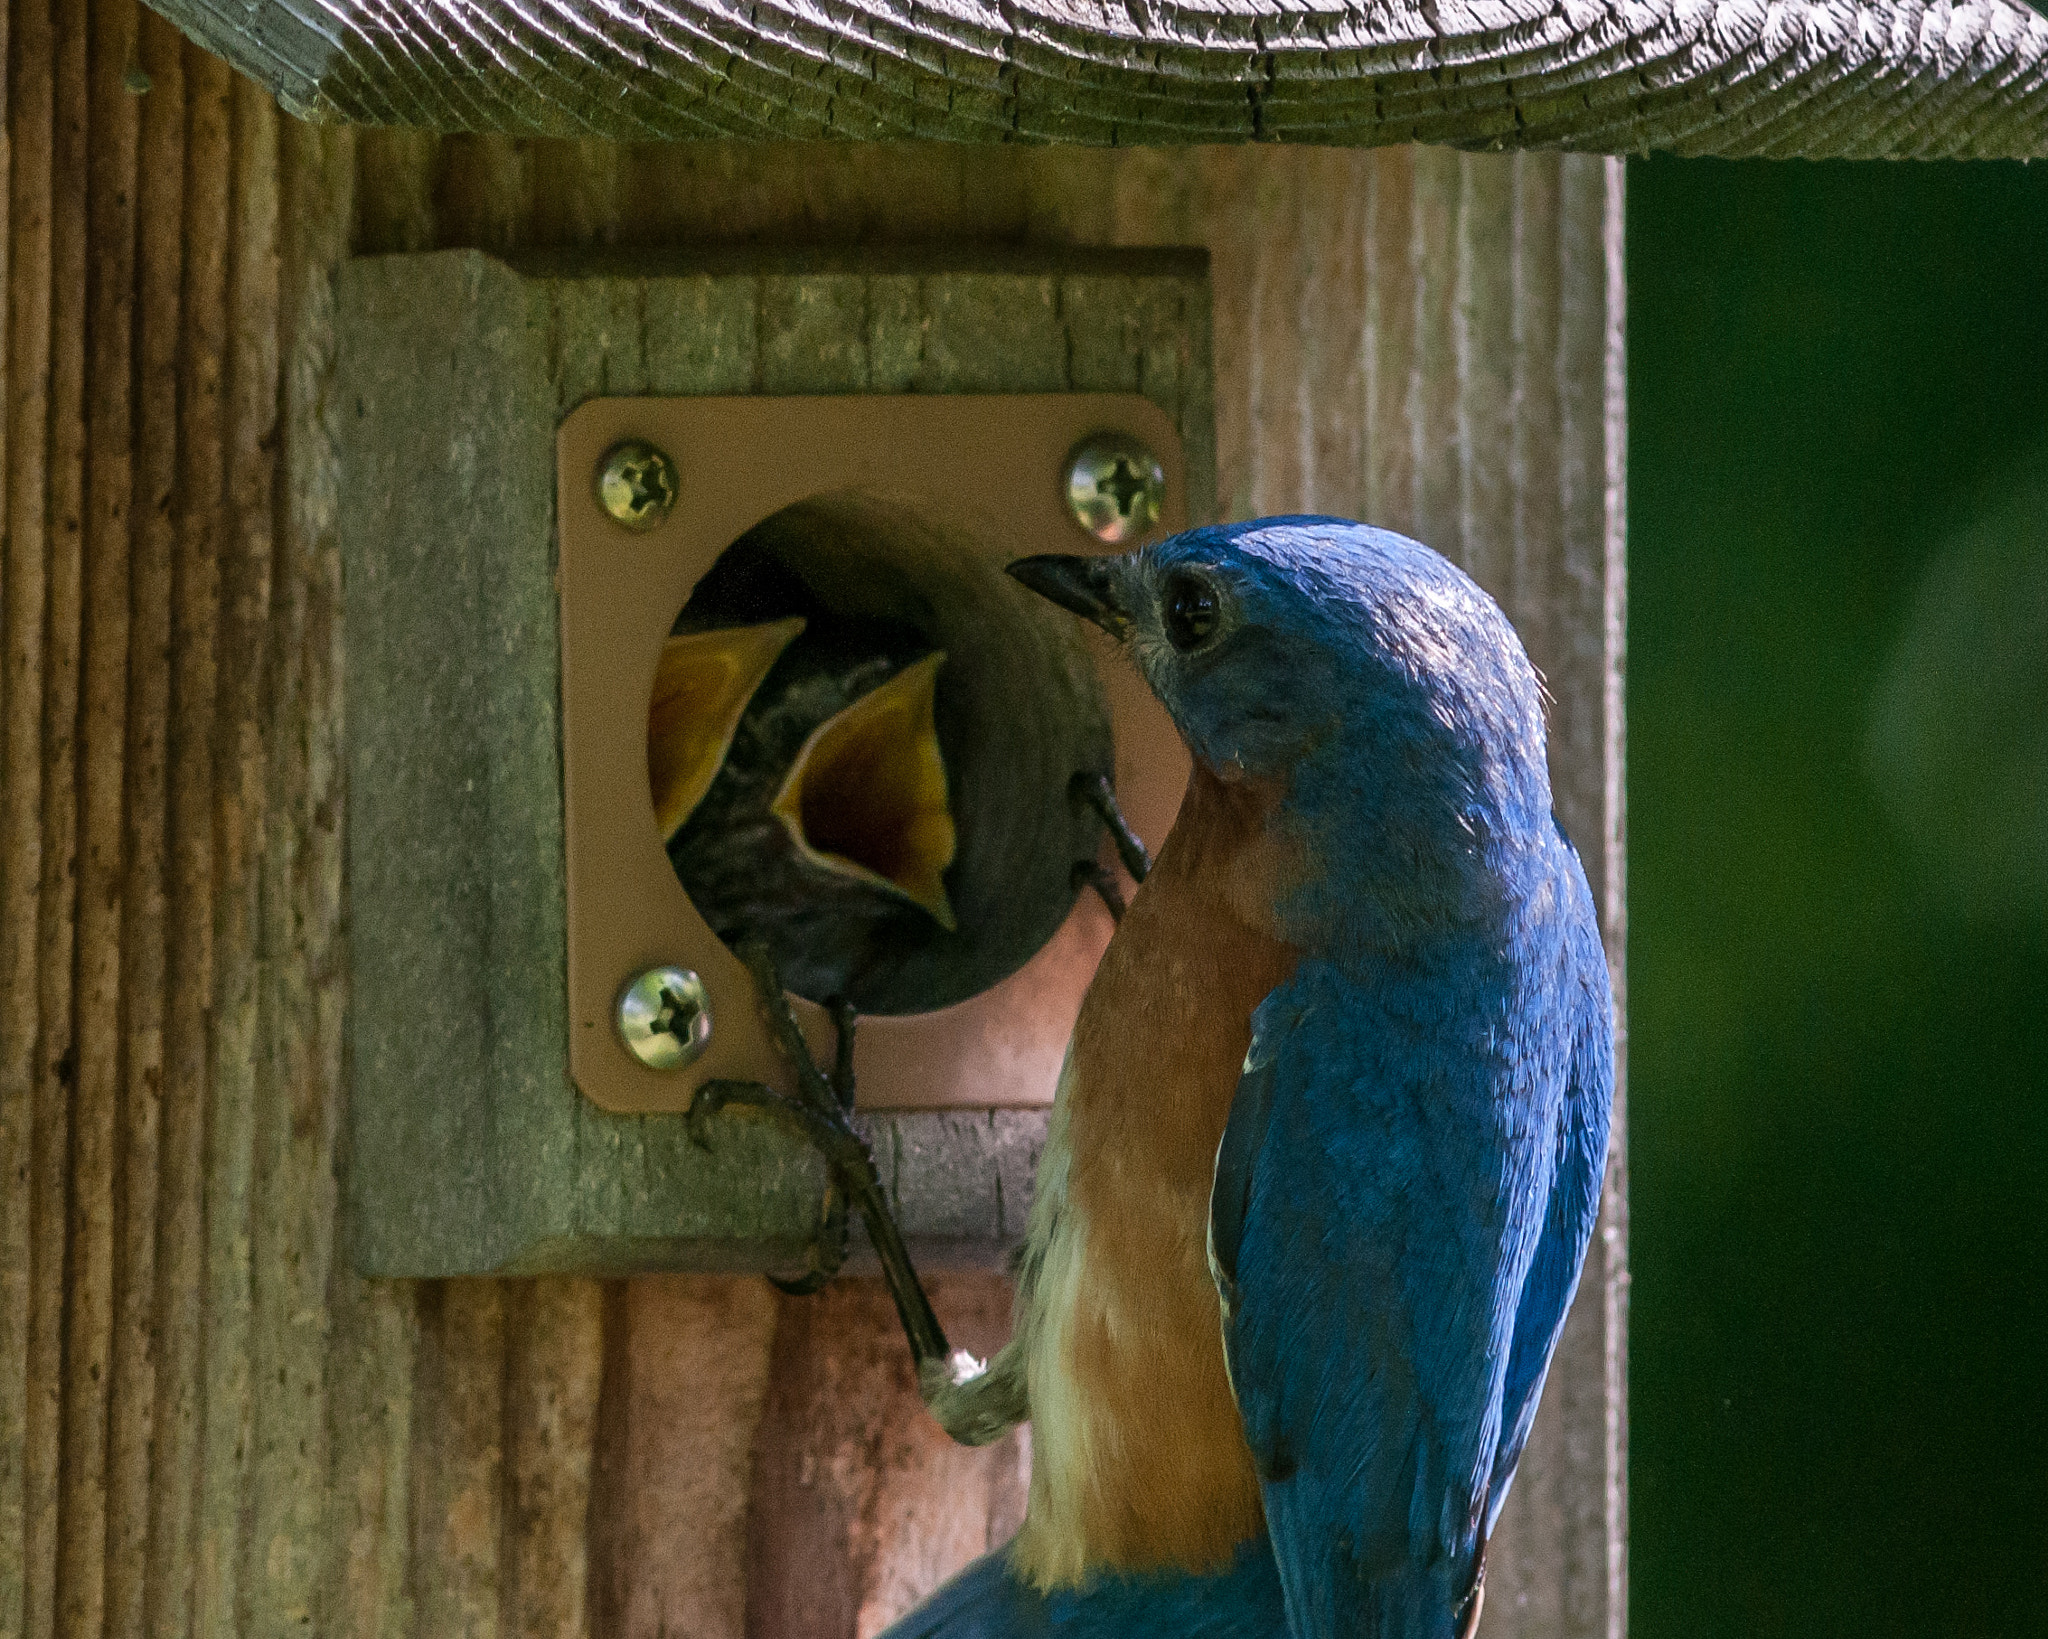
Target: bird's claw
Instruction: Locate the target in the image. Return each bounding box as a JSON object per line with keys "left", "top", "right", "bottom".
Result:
{"left": 764, "top": 992, "right": 858, "bottom": 1292}
{"left": 1070, "top": 859, "right": 1128, "bottom": 922}
{"left": 1070, "top": 770, "right": 1152, "bottom": 884}
{"left": 688, "top": 1075, "right": 862, "bottom": 1167}
{"left": 1068, "top": 771, "right": 1149, "bottom": 921}
{"left": 683, "top": 942, "right": 952, "bottom": 1369}
{"left": 769, "top": 1181, "right": 849, "bottom": 1294}
{"left": 684, "top": 980, "right": 861, "bottom": 1289}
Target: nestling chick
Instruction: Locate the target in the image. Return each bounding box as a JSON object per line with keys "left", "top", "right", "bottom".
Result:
{"left": 649, "top": 576, "right": 960, "bottom": 1013}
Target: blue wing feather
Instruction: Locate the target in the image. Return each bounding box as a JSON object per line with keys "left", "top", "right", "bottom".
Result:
{"left": 1208, "top": 1017, "right": 1287, "bottom": 1318}
{"left": 1486, "top": 931, "right": 1613, "bottom": 1530}
{"left": 1209, "top": 826, "right": 1610, "bottom": 1639}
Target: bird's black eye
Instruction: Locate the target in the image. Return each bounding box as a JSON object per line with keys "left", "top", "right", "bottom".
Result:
{"left": 1161, "top": 571, "right": 1221, "bottom": 652}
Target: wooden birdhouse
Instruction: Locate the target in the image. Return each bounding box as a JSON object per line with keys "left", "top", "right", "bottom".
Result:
{"left": 4, "top": 0, "right": 2044, "bottom": 1634}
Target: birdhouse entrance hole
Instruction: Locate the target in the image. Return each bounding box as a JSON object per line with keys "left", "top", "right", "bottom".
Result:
{"left": 653, "top": 492, "right": 1113, "bottom": 1017}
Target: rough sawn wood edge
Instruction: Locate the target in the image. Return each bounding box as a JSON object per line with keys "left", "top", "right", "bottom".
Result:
{"left": 142, "top": 0, "right": 2048, "bottom": 157}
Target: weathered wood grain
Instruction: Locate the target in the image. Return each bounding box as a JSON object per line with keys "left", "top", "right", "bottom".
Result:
{"left": 586, "top": 1277, "right": 778, "bottom": 1639}
{"left": 502, "top": 1279, "right": 604, "bottom": 1639}
{"left": 0, "top": 0, "right": 37, "bottom": 1628}
{"left": 103, "top": 18, "right": 185, "bottom": 1638}
{"left": 140, "top": 0, "right": 2048, "bottom": 158}
{"left": 411, "top": 1282, "right": 506, "bottom": 1639}
{"left": 59, "top": 5, "right": 141, "bottom": 1636}
{"left": 191, "top": 70, "right": 279, "bottom": 1639}
{"left": 321, "top": 1245, "right": 417, "bottom": 1639}
{"left": 25, "top": 1, "right": 89, "bottom": 1633}
{"left": 145, "top": 47, "right": 230, "bottom": 1639}
{"left": 242, "top": 101, "right": 353, "bottom": 1639}
{"left": 745, "top": 1273, "right": 1028, "bottom": 1639}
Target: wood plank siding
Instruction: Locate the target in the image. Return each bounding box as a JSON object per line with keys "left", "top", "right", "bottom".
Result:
{"left": 0, "top": 6, "right": 1626, "bottom": 1636}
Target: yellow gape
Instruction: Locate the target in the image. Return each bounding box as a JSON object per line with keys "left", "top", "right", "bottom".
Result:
{"left": 770, "top": 651, "right": 957, "bottom": 930}
{"left": 647, "top": 616, "right": 806, "bottom": 839}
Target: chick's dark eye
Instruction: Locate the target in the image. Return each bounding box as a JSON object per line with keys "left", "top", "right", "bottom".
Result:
{"left": 1162, "top": 571, "right": 1221, "bottom": 651}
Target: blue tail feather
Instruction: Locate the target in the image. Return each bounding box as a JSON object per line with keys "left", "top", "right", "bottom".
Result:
{"left": 874, "top": 1537, "right": 1289, "bottom": 1639}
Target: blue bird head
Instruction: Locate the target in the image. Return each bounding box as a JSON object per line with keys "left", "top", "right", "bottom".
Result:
{"left": 1011, "top": 518, "right": 1556, "bottom": 939}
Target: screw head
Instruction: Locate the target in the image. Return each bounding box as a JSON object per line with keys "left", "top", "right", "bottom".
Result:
{"left": 1064, "top": 434, "right": 1165, "bottom": 545}
{"left": 596, "top": 440, "right": 679, "bottom": 532}
{"left": 615, "top": 966, "right": 712, "bottom": 1070}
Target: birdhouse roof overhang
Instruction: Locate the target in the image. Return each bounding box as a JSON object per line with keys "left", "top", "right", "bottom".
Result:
{"left": 147, "top": 0, "right": 2048, "bottom": 158}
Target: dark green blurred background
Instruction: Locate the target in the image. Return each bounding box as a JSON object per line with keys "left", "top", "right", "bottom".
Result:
{"left": 1627, "top": 158, "right": 2048, "bottom": 1635}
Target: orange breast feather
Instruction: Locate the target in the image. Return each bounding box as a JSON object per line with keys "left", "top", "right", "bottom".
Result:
{"left": 1013, "top": 766, "right": 1301, "bottom": 1587}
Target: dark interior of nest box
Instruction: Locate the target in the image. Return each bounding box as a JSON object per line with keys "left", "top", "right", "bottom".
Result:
{"left": 653, "top": 491, "right": 1115, "bottom": 1016}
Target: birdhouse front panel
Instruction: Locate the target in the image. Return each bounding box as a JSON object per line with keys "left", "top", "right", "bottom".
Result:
{"left": 339, "top": 248, "right": 1214, "bottom": 1277}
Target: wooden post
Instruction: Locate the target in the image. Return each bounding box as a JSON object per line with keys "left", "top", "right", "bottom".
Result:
{"left": 0, "top": 13, "right": 1624, "bottom": 1639}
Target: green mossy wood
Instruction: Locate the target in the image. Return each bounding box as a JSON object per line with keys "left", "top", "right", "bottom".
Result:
{"left": 148, "top": 0, "right": 2048, "bottom": 156}
{"left": 340, "top": 247, "right": 1214, "bottom": 1277}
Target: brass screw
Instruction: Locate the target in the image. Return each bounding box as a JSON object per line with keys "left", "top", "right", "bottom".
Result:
{"left": 597, "top": 439, "right": 679, "bottom": 532}
{"left": 1064, "top": 434, "right": 1165, "bottom": 545}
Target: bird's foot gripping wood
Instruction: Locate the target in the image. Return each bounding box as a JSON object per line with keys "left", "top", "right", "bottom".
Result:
{"left": 687, "top": 940, "right": 1031, "bottom": 1447}
{"left": 686, "top": 941, "right": 975, "bottom": 1369}
{"left": 1068, "top": 770, "right": 1151, "bottom": 921}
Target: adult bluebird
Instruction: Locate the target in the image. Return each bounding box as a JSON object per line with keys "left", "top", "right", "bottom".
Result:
{"left": 704, "top": 517, "right": 1615, "bottom": 1639}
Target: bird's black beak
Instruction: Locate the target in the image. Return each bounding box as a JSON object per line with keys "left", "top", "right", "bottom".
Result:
{"left": 1006, "top": 554, "right": 1134, "bottom": 640}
